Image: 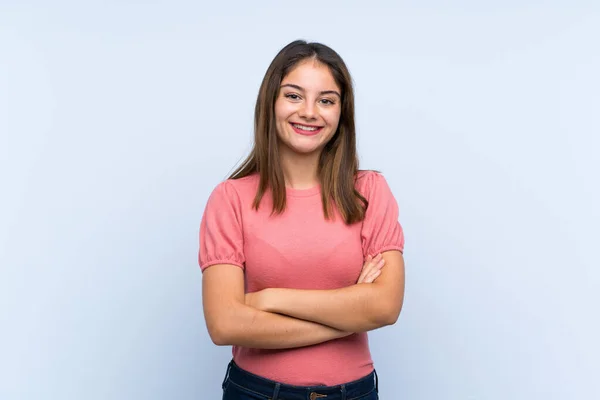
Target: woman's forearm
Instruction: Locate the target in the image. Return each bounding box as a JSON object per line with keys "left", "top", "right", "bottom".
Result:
{"left": 253, "top": 251, "right": 405, "bottom": 332}
{"left": 258, "top": 285, "right": 395, "bottom": 332}
{"left": 209, "top": 302, "right": 352, "bottom": 349}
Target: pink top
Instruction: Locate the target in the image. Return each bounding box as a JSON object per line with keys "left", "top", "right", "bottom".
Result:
{"left": 199, "top": 170, "right": 405, "bottom": 386}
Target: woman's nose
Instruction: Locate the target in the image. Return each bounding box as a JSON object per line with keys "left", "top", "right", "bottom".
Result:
{"left": 298, "top": 102, "right": 317, "bottom": 119}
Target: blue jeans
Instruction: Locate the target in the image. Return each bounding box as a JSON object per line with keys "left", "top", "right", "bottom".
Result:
{"left": 221, "top": 360, "right": 379, "bottom": 400}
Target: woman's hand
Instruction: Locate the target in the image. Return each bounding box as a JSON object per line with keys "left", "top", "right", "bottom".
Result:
{"left": 356, "top": 253, "right": 386, "bottom": 284}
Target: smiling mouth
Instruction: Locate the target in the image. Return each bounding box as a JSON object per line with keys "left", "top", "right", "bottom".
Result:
{"left": 290, "top": 122, "right": 323, "bottom": 135}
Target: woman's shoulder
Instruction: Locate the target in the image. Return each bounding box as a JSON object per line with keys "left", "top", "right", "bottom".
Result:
{"left": 226, "top": 172, "right": 260, "bottom": 189}
{"left": 355, "top": 169, "right": 380, "bottom": 181}
{"left": 211, "top": 173, "right": 259, "bottom": 200}
{"left": 355, "top": 169, "right": 386, "bottom": 194}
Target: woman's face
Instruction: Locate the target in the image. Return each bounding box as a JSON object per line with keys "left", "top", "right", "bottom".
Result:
{"left": 274, "top": 59, "right": 342, "bottom": 157}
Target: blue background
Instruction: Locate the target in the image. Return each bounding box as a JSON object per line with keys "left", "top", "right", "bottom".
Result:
{"left": 1, "top": 1, "right": 598, "bottom": 399}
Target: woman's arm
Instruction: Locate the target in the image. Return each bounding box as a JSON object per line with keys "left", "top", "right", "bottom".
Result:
{"left": 202, "top": 263, "right": 352, "bottom": 349}
{"left": 248, "top": 250, "right": 405, "bottom": 333}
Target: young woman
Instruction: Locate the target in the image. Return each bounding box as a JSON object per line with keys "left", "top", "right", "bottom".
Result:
{"left": 199, "top": 40, "right": 405, "bottom": 400}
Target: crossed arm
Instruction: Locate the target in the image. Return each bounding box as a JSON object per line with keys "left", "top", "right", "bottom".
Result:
{"left": 202, "top": 250, "right": 405, "bottom": 349}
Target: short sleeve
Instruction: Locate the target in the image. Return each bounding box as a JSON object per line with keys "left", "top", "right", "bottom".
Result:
{"left": 198, "top": 181, "right": 245, "bottom": 271}
{"left": 360, "top": 172, "right": 405, "bottom": 257}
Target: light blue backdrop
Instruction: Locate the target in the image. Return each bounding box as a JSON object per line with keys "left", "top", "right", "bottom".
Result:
{"left": 1, "top": 1, "right": 598, "bottom": 399}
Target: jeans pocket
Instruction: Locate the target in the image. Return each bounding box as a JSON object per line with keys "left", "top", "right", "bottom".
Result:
{"left": 222, "top": 379, "right": 271, "bottom": 400}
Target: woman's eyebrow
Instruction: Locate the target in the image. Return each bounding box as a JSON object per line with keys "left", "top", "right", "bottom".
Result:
{"left": 280, "top": 83, "right": 341, "bottom": 98}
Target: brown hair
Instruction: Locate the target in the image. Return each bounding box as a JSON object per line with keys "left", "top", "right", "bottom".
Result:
{"left": 229, "top": 39, "right": 368, "bottom": 225}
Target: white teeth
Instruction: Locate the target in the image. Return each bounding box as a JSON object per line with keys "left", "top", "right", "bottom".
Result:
{"left": 292, "top": 123, "right": 319, "bottom": 131}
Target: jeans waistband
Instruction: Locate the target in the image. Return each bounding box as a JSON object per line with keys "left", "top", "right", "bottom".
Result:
{"left": 222, "top": 360, "right": 378, "bottom": 400}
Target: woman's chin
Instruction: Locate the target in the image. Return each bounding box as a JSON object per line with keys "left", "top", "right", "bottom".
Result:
{"left": 278, "top": 135, "right": 329, "bottom": 156}
{"left": 289, "top": 145, "right": 322, "bottom": 155}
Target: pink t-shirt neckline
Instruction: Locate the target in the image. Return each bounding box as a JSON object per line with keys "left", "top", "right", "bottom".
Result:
{"left": 285, "top": 184, "right": 320, "bottom": 197}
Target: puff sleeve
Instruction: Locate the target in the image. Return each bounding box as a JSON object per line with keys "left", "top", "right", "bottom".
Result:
{"left": 198, "top": 181, "right": 245, "bottom": 271}
{"left": 360, "top": 172, "right": 405, "bottom": 257}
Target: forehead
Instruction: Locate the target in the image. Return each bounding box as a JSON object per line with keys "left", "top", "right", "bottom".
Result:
{"left": 282, "top": 59, "right": 340, "bottom": 91}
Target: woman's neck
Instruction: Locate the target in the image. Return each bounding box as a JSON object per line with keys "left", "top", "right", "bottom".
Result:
{"left": 279, "top": 149, "right": 321, "bottom": 190}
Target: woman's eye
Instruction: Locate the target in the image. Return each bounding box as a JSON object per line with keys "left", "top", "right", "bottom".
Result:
{"left": 320, "top": 98, "right": 335, "bottom": 105}
{"left": 285, "top": 93, "right": 301, "bottom": 100}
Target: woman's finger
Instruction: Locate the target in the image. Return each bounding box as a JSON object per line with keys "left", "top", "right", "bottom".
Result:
{"left": 365, "top": 259, "right": 386, "bottom": 281}
{"left": 357, "top": 256, "right": 373, "bottom": 283}
{"left": 358, "top": 255, "right": 385, "bottom": 283}
{"left": 359, "top": 255, "right": 373, "bottom": 275}
{"left": 364, "top": 269, "right": 382, "bottom": 283}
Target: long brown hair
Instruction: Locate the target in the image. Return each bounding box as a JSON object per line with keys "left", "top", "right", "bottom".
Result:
{"left": 229, "top": 40, "right": 368, "bottom": 225}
